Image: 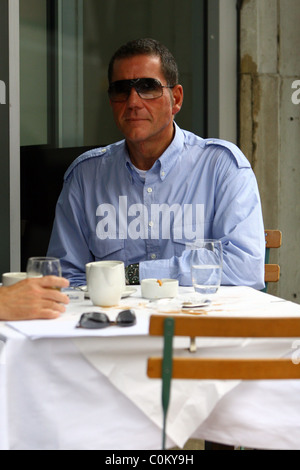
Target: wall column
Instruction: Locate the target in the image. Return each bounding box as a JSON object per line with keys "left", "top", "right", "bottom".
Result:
{"left": 239, "top": 0, "right": 300, "bottom": 302}
{"left": 0, "top": 0, "right": 20, "bottom": 274}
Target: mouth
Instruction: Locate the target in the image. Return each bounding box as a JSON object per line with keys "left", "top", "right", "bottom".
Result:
{"left": 125, "top": 119, "right": 145, "bottom": 123}
{"left": 124, "top": 116, "right": 149, "bottom": 122}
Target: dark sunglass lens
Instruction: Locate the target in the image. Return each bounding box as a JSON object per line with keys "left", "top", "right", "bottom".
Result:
{"left": 137, "top": 79, "right": 162, "bottom": 98}
{"left": 78, "top": 312, "right": 110, "bottom": 329}
{"left": 108, "top": 81, "right": 130, "bottom": 102}
{"left": 140, "top": 78, "right": 160, "bottom": 91}
{"left": 116, "top": 309, "right": 136, "bottom": 327}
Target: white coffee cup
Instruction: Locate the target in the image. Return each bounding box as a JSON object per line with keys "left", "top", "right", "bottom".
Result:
{"left": 86, "top": 261, "right": 125, "bottom": 307}
{"left": 2, "top": 272, "right": 27, "bottom": 287}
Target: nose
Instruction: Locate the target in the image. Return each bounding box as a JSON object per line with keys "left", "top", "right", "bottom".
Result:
{"left": 126, "top": 86, "right": 143, "bottom": 107}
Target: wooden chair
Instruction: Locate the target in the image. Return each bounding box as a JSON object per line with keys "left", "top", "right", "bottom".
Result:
{"left": 147, "top": 314, "right": 300, "bottom": 449}
{"left": 263, "top": 229, "right": 282, "bottom": 292}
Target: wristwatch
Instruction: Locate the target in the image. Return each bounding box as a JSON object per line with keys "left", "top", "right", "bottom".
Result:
{"left": 125, "top": 263, "right": 140, "bottom": 285}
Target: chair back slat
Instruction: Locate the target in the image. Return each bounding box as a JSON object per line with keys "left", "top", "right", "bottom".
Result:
{"left": 265, "top": 229, "right": 282, "bottom": 248}
{"left": 149, "top": 315, "right": 300, "bottom": 338}
{"left": 148, "top": 357, "right": 300, "bottom": 380}
{"left": 265, "top": 264, "right": 280, "bottom": 283}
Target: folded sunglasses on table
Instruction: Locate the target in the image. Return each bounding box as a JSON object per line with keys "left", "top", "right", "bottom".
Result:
{"left": 76, "top": 309, "right": 136, "bottom": 329}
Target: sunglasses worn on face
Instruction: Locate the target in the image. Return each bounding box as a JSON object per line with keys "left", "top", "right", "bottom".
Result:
{"left": 76, "top": 309, "right": 136, "bottom": 329}
{"left": 108, "top": 78, "right": 175, "bottom": 102}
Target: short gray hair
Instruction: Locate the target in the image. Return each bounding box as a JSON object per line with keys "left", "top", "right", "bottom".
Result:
{"left": 108, "top": 38, "right": 179, "bottom": 86}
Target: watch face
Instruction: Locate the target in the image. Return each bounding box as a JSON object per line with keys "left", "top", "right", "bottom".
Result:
{"left": 126, "top": 263, "right": 140, "bottom": 285}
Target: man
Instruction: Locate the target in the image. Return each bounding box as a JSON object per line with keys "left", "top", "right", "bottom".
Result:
{"left": 48, "top": 38, "right": 265, "bottom": 289}
{"left": 0, "top": 277, "right": 69, "bottom": 321}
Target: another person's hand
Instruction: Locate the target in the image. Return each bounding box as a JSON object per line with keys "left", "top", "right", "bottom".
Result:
{"left": 0, "top": 276, "right": 70, "bottom": 321}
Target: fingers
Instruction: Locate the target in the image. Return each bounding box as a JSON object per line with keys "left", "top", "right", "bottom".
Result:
{"left": 39, "top": 276, "right": 70, "bottom": 289}
{"left": 33, "top": 300, "right": 68, "bottom": 320}
{"left": 31, "top": 276, "right": 70, "bottom": 306}
{"left": 28, "top": 296, "right": 69, "bottom": 320}
{"left": 43, "top": 287, "right": 70, "bottom": 306}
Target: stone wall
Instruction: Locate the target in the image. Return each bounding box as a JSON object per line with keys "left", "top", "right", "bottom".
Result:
{"left": 239, "top": 0, "right": 300, "bottom": 302}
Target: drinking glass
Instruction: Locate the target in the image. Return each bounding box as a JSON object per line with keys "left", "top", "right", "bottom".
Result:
{"left": 190, "top": 240, "right": 223, "bottom": 297}
{"left": 26, "top": 257, "right": 62, "bottom": 278}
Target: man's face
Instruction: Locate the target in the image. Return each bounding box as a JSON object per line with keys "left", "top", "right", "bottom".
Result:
{"left": 109, "top": 54, "right": 183, "bottom": 149}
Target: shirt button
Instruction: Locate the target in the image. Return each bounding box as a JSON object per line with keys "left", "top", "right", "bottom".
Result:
{"left": 161, "top": 171, "right": 165, "bottom": 177}
{"left": 151, "top": 254, "right": 157, "bottom": 260}
{"left": 148, "top": 221, "right": 154, "bottom": 227}
{"left": 147, "top": 187, "right": 153, "bottom": 193}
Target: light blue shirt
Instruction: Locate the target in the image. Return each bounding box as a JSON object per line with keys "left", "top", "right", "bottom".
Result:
{"left": 47, "top": 124, "right": 265, "bottom": 289}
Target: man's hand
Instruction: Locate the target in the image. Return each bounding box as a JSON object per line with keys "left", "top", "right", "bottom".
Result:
{"left": 0, "top": 276, "right": 70, "bottom": 321}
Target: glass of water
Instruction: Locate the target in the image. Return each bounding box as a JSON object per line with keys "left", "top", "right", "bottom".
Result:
{"left": 190, "top": 240, "right": 223, "bottom": 297}
{"left": 26, "top": 257, "right": 62, "bottom": 278}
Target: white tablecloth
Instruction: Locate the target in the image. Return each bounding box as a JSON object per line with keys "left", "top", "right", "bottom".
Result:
{"left": 1, "top": 286, "right": 300, "bottom": 450}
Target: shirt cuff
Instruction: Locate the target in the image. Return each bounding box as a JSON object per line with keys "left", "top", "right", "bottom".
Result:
{"left": 139, "top": 258, "right": 192, "bottom": 286}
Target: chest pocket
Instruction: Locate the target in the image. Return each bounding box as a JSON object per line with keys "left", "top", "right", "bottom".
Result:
{"left": 89, "top": 234, "right": 125, "bottom": 262}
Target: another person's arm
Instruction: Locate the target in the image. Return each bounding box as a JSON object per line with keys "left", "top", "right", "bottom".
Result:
{"left": 0, "top": 276, "right": 69, "bottom": 321}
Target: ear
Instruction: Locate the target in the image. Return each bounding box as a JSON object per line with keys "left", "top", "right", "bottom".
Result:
{"left": 171, "top": 85, "right": 184, "bottom": 116}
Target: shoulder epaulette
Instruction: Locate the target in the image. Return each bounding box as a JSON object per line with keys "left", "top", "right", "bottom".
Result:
{"left": 204, "top": 138, "right": 250, "bottom": 168}
{"left": 64, "top": 147, "right": 109, "bottom": 181}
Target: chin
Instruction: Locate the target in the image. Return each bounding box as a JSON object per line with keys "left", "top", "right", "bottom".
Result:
{"left": 123, "top": 128, "right": 150, "bottom": 142}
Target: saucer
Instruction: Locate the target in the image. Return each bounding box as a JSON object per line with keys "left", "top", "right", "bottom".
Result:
{"left": 121, "top": 286, "right": 137, "bottom": 298}
{"left": 77, "top": 285, "right": 137, "bottom": 300}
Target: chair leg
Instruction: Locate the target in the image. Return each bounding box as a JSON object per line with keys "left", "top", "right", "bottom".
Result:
{"left": 205, "top": 440, "right": 234, "bottom": 450}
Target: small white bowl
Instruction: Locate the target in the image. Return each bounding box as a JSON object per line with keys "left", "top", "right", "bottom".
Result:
{"left": 141, "top": 278, "right": 178, "bottom": 299}
{"left": 2, "top": 272, "right": 27, "bottom": 286}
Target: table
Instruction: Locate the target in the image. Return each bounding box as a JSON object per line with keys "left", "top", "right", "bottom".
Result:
{"left": 1, "top": 286, "right": 300, "bottom": 450}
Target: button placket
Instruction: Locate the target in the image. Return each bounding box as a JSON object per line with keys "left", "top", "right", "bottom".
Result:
{"left": 143, "top": 180, "right": 159, "bottom": 259}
